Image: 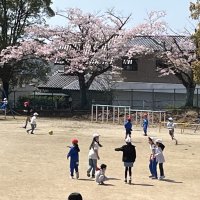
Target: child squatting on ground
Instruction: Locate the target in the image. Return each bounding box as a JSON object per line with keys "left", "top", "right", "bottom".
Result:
{"left": 26, "top": 112, "right": 38, "bottom": 134}
{"left": 87, "top": 133, "right": 102, "bottom": 178}
{"left": 67, "top": 138, "right": 80, "bottom": 179}
{"left": 115, "top": 136, "right": 136, "bottom": 184}
{"left": 95, "top": 164, "right": 108, "bottom": 185}
{"left": 167, "top": 117, "right": 178, "bottom": 145}
{"left": 148, "top": 137, "right": 157, "bottom": 179}
{"left": 124, "top": 117, "right": 132, "bottom": 139}
{"left": 154, "top": 139, "right": 165, "bottom": 180}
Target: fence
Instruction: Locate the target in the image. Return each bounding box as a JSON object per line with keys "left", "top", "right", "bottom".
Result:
{"left": 91, "top": 104, "right": 166, "bottom": 126}
{"left": 112, "top": 88, "right": 200, "bottom": 110}
{"left": 4, "top": 87, "right": 200, "bottom": 111}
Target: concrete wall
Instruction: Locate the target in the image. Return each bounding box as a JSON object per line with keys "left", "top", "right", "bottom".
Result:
{"left": 116, "top": 55, "right": 181, "bottom": 84}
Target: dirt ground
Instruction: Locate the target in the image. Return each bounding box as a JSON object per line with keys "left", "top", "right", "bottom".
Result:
{"left": 0, "top": 115, "right": 200, "bottom": 200}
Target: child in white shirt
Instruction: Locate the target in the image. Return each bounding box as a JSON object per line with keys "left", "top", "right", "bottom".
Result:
{"left": 167, "top": 117, "right": 178, "bottom": 145}
{"left": 95, "top": 164, "right": 108, "bottom": 185}
{"left": 155, "top": 139, "right": 165, "bottom": 180}
{"left": 26, "top": 112, "right": 38, "bottom": 134}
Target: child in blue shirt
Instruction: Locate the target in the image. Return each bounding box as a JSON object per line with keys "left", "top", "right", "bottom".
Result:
{"left": 67, "top": 138, "right": 80, "bottom": 179}
{"left": 142, "top": 113, "right": 149, "bottom": 136}
{"left": 1, "top": 98, "right": 8, "bottom": 110}
{"left": 124, "top": 117, "right": 132, "bottom": 139}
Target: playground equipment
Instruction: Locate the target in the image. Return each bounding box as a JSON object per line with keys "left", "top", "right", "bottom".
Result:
{"left": 91, "top": 104, "right": 166, "bottom": 126}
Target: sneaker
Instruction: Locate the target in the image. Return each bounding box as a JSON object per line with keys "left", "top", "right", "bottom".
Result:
{"left": 87, "top": 172, "right": 90, "bottom": 177}
{"left": 91, "top": 174, "right": 95, "bottom": 178}
{"left": 158, "top": 176, "right": 165, "bottom": 180}
{"left": 151, "top": 177, "right": 158, "bottom": 180}
{"left": 76, "top": 172, "right": 79, "bottom": 179}
{"left": 128, "top": 179, "right": 131, "bottom": 184}
{"left": 175, "top": 140, "right": 178, "bottom": 145}
{"left": 70, "top": 176, "right": 74, "bottom": 179}
{"left": 124, "top": 179, "right": 127, "bottom": 183}
{"left": 149, "top": 175, "right": 154, "bottom": 178}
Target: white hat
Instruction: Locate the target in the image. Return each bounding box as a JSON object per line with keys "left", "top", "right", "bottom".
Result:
{"left": 3, "top": 98, "right": 7, "bottom": 100}
{"left": 168, "top": 117, "right": 173, "bottom": 121}
{"left": 155, "top": 138, "right": 162, "bottom": 143}
{"left": 33, "top": 112, "right": 39, "bottom": 116}
{"left": 93, "top": 133, "right": 100, "bottom": 138}
{"left": 125, "top": 136, "right": 132, "bottom": 143}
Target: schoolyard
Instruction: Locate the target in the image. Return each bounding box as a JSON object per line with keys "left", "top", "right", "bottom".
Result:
{"left": 0, "top": 116, "right": 200, "bottom": 200}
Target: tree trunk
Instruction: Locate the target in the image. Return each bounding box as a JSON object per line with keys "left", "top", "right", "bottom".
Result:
{"left": 78, "top": 75, "right": 88, "bottom": 109}
{"left": 185, "top": 86, "right": 195, "bottom": 107}
{"left": 2, "top": 80, "right": 9, "bottom": 99}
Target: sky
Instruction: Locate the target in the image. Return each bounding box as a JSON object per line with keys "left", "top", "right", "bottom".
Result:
{"left": 47, "top": 0, "right": 197, "bottom": 33}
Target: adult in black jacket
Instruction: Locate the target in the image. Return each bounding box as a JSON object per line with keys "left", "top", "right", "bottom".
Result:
{"left": 115, "top": 137, "right": 136, "bottom": 184}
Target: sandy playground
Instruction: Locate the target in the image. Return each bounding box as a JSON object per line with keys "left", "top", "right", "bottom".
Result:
{"left": 0, "top": 116, "right": 200, "bottom": 200}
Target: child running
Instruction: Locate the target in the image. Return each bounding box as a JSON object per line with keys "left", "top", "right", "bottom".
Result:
{"left": 95, "top": 164, "right": 108, "bottom": 185}
{"left": 67, "top": 138, "right": 80, "bottom": 179}
{"left": 148, "top": 137, "right": 157, "bottom": 179}
{"left": 87, "top": 133, "right": 102, "bottom": 178}
{"left": 124, "top": 117, "right": 132, "bottom": 139}
{"left": 115, "top": 137, "right": 136, "bottom": 184}
{"left": 26, "top": 112, "right": 38, "bottom": 134}
{"left": 154, "top": 139, "right": 165, "bottom": 180}
{"left": 167, "top": 117, "right": 178, "bottom": 145}
{"left": 23, "top": 101, "right": 33, "bottom": 129}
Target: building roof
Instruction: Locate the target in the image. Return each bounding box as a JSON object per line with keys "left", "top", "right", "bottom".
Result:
{"left": 38, "top": 71, "right": 110, "bottom": 91}
{"left": 128, "top": 35, "right": 191, "bottom": 51}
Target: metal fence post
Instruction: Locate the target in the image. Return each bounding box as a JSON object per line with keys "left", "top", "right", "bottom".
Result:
{"left": 152, "top": 89, "right": 155, "bottom": 110}
{"left": 13, "top": 91, "right": 16, "bottom": 108}
{"left": 173, "top": 89, "right": 176, "bottom": 109}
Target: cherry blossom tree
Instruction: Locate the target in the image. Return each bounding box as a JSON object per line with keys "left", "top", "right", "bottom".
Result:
{"left": 14, "top": 8, "right": 133, "bottom": 108}
{"left": 22, "top": 10, "right": 173, "bottom": 108}
{"left": 0, "top": 0, "right": 54, "bottom": 98}
{"left": 1, "top": 8, "right": 197, "bottom": 108}
{"left": 127, "top": 11, "right": 197, "bottom": 107}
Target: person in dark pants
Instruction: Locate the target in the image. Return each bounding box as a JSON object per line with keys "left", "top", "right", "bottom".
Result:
{"left": 124, "top": 117, "right": 132, "bottom": 139}
{"left": 115, "top": 137, "right": 136, "bottom": 184}
{"left": 148, "top": 137, "right": 157, "bottom": 179}
{"left": 23, "top": 101, "right": 33, "bottom": 128}
{"left": 26, "top": 112, "right": 38, "bottom": 134}
{"left": 154, "top": 139, "right": 165, "bottom": 180}
{"left": 142, "top": 113, "right": 149, "bottom": 136}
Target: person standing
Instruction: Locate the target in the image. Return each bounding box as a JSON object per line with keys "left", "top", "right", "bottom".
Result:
{"left": 1, "top": 98, "right": 8, "bottom": 110}
{"left": 154, "top": 139, "right": 165, "bottom": 180}
{"left": 124, "top": 117, "right": 132, "bottom": 139}
{"left": 26, "top": 112, "right": 38, "bottom": 134}
{"left": 167, "top": 117, "right": 178, "bottom": 145}
{"left": 23, "top": 101, "right": 33, "bottom": 128}
{"left": 148, "top": 137, "right": 157, "bottom": 179}
{"left": 67, "top": 138, "right": 80, "bottom": 179}
{"left": 142, "top": 113, "right": 149, "bottom": 136}
{"left": 115, "top": 137, "right": 136, "bottom": 184}
{"left": 87, "top": 133, "right": 102, "bottom": 178}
